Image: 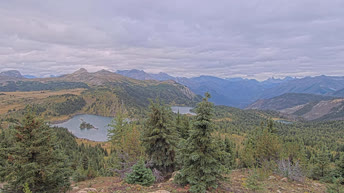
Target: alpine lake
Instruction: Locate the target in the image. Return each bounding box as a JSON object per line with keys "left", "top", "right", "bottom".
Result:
{"left": 53, "top": 106, "right": 195, "bottom": 142}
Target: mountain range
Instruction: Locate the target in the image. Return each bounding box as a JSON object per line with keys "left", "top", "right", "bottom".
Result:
{"left": 2, "top": 69, "right": 344, "bottom": 121}
{"left": 116, "top": 69, "right": 344, "bottom": 108}
{"left": 3, "top": 69, "right": 344, "bottom": 108}
{"left": 247, "top": 93, "right": 344, "bottom": 121}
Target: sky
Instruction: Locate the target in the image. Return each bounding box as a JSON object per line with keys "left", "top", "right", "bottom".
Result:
{"left": 0, "top": 0, "right": 344, "bottom": 80}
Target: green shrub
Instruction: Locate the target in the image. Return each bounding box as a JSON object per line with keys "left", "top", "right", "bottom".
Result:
{"left": 245, "top": 169, "right": 264, "bottom": 192}
{"left": 125, "top": 159, "right": 155, "bottom": 186}
{"left": 23, "top": 183, "right": 32, "bottom": 193}
{"left": 326, "top": 177, "right": 344, "bottom": 193}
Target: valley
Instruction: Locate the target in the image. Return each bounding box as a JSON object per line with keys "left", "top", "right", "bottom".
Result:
{"left": 1, "top": 69, "right": 344, "bottom": 193}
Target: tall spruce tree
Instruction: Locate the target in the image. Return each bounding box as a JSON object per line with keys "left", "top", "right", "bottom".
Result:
{"left": 0, "top": 112, "right": 71, "bottom": 192}
{"left": 312, "top": 148, "right": 331, "bottom": 180}
{"left": 108, "top": 110, "right": 128, "bottom": 148}
{"left": 175, "top": 93, "right": 226, "bottom": 193}
{"left": 142, "top": 99, "right": 177, "bottom": 174}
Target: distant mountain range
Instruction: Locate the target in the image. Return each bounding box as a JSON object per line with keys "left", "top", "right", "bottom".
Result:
{"left": 247, "top": 93, "right": 336, "bottom": 111}
{"left": 116, "top": 69, "right": 344, "bottom": 108}
{"left": 3, "top": 69, "right": 344, "bottom": 109}
{"left": 2, "top": 69, "right": 344, "bottom": 121}
{"left": 116, "top": 69, "right": 175, "bottom": 81}
{"left": 23, "top": 75, "right": 37, "bottom": 79}
{"left": 247, "top": 93, "right": 344, "bottom": 121}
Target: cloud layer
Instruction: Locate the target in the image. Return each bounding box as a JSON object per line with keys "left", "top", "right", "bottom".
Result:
{"left": 0, "top": 0, "right": 344, "bottom": 80}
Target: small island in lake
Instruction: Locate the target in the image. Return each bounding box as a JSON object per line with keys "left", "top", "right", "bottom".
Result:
{"left": 79, "top": 121, "right": 97, "bottom": 130}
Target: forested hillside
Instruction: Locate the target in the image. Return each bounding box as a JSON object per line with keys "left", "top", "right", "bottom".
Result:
{"left": 1, "top": 93, "right": 344, "bottom": 192}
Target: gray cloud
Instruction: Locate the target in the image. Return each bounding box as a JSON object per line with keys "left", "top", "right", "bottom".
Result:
{"left": 0, "top": 0, "right": 344, "bottom": 80}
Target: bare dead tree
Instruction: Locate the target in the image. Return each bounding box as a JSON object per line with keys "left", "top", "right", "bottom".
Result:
{"left": 277, "top": 159, "right": 304, "bottom": 182}
{"left": 110, "top": 152, "right": 136, "bottom": 179}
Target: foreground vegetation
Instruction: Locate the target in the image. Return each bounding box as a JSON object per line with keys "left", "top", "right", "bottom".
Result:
{"left": 1, "top": 93, "right": 344, "bottom": 192}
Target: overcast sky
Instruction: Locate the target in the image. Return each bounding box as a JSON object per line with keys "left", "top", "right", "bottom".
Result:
{"left": 0, "top": 0, "right": 344, "bottom": 80}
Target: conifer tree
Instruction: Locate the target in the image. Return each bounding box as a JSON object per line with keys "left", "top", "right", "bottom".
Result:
{"left": 175, "top": 93, "right": 226, "bottom": 193}
{"left": 312, "top": 148, "right": 331, "bottom": 180}
{"left": 215, "top": 135, "right": 233, "bottom": 170}
{"left": 255, "top": 127, "right": 281, "bottom": 163}
{"left": 0, "top": 112, "right": 71, "bottom": 192}
{"left": 224, "top": 137, "right": 235, "bottom": 168}
{"left": 240, "top": 120, "right": 281, "bottom": 167}
{"left": 142, "top": 99, "right": 177, "bottom": 174}
{"left": 175, "top": 111, "right": 182, "bottom": 137}
{"left": 337, "top": 155, "right": 344, "bottom": 178}
{"left": 176, "top": 112, "right": 191, "bottom": 140}
{"left": 125, "top": 159, "right": 155, "bottom": 186}
{"left": 108, "top": 110, "right": 128, "bottom": 149}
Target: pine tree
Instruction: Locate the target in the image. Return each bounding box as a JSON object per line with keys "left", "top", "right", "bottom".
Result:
{"left": 175, "top": 111, "right": 183, "bottom": 138}
{"left": 215, "top": 135, "right": 233, "bottom": 170}
{"left": 125, "top": 159, "right": 155, "bottom": 186}
{"left": 0, "top": 112, "right": 71, "bottom": 192}
{"left": 175, "top": 93, "right": 226, "bottom": 193}
{"left": 142, "top": 99, "right": 177, "bottom": 174}
{"left": 337, "top": 155, "right": 344, "bottom": 178}
{"left": 326, "top": 177, "right": 344, "bottom": 193}
{"left": 240, "top": 129, "right": 257, "bottom": 168}
{"left": 224, "top": 137, "right": 235, "bottom": 169}
{"left": 240, "top": 120, "right": 281, "bottom": 167}
{"left": 180, "top": 115, "right": 191, "bottom": 140}
{"left": 267, "top": 119, "right": 277, "bottom": 134}
{"left": 108, "top": 110, "right": 128, "bottom": 148}
{"left": 255, "top": 127, "right": 281, "bottom": 163}
{"left": 175, "top": 112, "right": 191, "bottom": 140}
{"left": 312, "top": 148, "right": 331, "bottom": 180}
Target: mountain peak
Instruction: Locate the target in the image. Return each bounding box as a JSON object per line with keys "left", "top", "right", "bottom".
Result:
{"left": 0, "top": 70, "right": 23, "bottom": 78}
{"left": 73, "top": 68, "right": 88, "bottom": 74}
{"left": 95, "top": 69, "right": 113, "bottom": 75}
{"left": 116, "top": 69, "right": 152, "bottom": 80}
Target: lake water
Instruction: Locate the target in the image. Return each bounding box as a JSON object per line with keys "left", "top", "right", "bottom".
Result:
{"left": 171, "top": 106, "right": 195, "bottom": 115}
{"left": 53, "top": 114, "right": 113, "bottom": 142}
{"left": 275, "top": 120, "right": 294, "bottom": 124}
{"left": 53, "top": 107, "right": 194, "bottom": 141}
